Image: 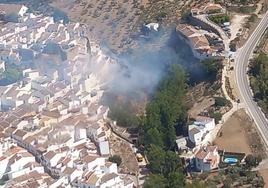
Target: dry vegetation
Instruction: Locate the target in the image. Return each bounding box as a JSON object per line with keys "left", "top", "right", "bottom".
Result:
{"left": 50, "top": 0, "right": 143, "bottom": 53}
{"left": 109, "top": 134, "right": 139, "bottom": 174}
{"left": 50, "top": 0, "right": 201, "bottom": 53}
{"left": 215, "top": 110, "right": 266, "bottom": 158}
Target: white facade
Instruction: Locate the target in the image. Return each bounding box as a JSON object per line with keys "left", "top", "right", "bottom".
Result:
{"left": 188, "top": 116, "right": 216, "bottom": 146}
{"left": 195, "top": 146, "right": 220, "bottom": 172}
{"left": 18, "top": 5, "right": 28, "bottom": 17}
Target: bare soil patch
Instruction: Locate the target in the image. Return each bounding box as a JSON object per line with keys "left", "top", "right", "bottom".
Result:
{"left": 215, "top": 109, "right": 266, "bottom": 158}
{"left": 237, "top": 17, "right": 262, "bottom": 48}
{"left": 109, "top": 134, "right": 139, "bottom": 174}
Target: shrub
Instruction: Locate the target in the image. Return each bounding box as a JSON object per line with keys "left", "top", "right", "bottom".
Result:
{"left": 245, "top": 154, "right": 262, "bottom": 168}
{"left": 108, "top": 155, "right": 122, "bottom": 166}
{"left": 209, "top": 14, "right": 230, "bottom": 25}
{"left": 211, "top": 112, "right": 222, "bottom": 124}
{"left": 214, "top": 97, "right": 228, "bottom": 107}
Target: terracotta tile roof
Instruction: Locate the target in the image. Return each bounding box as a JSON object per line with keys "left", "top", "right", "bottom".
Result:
{"left": 177, "top": 24, "right": 196, "bottom": 37}
{"left": 4, "top": 127, "right": 16, "bottom": 135}
{"left": 63, "top": 167, "right": 75, "bottom": 175}
{"left": 86, "top": 173, "right": 99, "bottom": 185}
{"left": 195, "top": 146, "right": 218, "bottom": 160}
{"left": 101, "top": 173, "right": 118, "bottom": 184}
{"left": 44, "top": 151, "right": 56, "bottom": 160}
{"left": 13, "top": 129, "right": 27, "bottom": 138}
{"left": 189, "top": 127, "right": 200, "bottom": 135}
{"left": 42, "top": 110, "right": 61, "bottom": 118}
{"left": 0, "top": 121, "right": 9, "bottom": 128}
{"left": 82, "top": 155, "right": 98, "bottom": 163}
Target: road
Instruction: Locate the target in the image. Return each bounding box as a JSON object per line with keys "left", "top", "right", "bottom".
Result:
{"left": 235, "top": 11, "right": 268, "bottom": 147}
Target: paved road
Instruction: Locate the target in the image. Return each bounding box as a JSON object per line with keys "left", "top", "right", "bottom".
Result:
{"left": 235, "top": 11, "right": 268, "bottom": 147}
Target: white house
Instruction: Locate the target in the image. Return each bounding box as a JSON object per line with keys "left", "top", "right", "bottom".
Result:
{"left": 0, "top": 156, "right": 8, "bottom": 179}
{"left": 8, "top": 152, "right": 36, "bottom": 179}
{"left": 194, "top": 116, "right": 215, "bottom": 131}
{"left": 176, "top": 137, "right": 187, "bottom": 151}
{"left": 43, "top": 150, "right": 66, "bottom": 168}
{"left": 101, "top": 162, "right": 117, "bottom": 174}
{"left": 83, "top": 155, "right": 105, "bottom": 171}
{"left": 194, "top": 146, "right": 220, "bottom": 172}
{"left": 10, "top": 161, "right": 44, "bottom": 179}
{"left": 12, "top": 129, "right": 28, "bottom": 143}
{"left": 99, "top": 140, "right": 110, "bottom": 156}
{"left": 74, "top": 123, "right": 87, "bottom": 141}
{"left": 23, "top": 69, "right": 40, "bottom": 80}
{"left": 87, "top": 123, "right": 102, "bottom": 140}
{"left": 188, "top": 125, "right": 204, "bottom": 146}
{"left": 188, "top": 116, "right": 216, "bottom": 146}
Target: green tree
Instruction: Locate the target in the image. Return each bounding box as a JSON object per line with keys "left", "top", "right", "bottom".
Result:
{"left": 167, "top": 172, "right": 185, "bottom": 188}
{"left": 108, "top": 155, "right": 122, "bottom": 166}
{"left": 146, "top": 144, "right": 166, "bottom": 174}
{"left": 0, "top": 64, "right": 22, "bottom": 85}
{"left": 141, "top": 64, "right": 188, "bottom": 187}
{"left": 145, "top": 128, "right": 164, "bottom": 148}
{"left": 214, "top": 97, "right": 228, "bottom": 107}
{"left": 142, "top": 64, "right": 187, "bottom": 149}
{"left": 144, "top": 174, "right": 167, "bottom": 188}
{"left": 245, "top": 154, "right": 262, "bottom": 168}
{"left": 201, "top": 59, "right": 222, "bottom": 79}
{"left": 108, "top": 106, "right": 139, "bottom": 127}
{"left": 210, "top": 111, "right": 222, "bottom": 124}
{"left": 223, "top": 177, "right": 232, "bottom": 188}
{"left": 186, "top": 180, "right": 207, "bottom": 188}
{"left": 163, "top": 151, "right": 182, "bottom": 176}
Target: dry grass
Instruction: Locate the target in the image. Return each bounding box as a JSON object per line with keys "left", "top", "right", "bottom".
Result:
{"left": 51, "top": 0, "right": 143, "bottom": 53}
{"left": 109, "top": 134, "right": 139, "bottom": 174}
{"left": 215, "top": 109, "right": 266, "bottom": 158}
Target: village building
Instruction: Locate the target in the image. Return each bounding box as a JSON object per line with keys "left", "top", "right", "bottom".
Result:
{"left": 188, "top": 116, "right": 216, "bottom": 146}
{"left": 194, "top": 146, "right": 220, "bottom": 172}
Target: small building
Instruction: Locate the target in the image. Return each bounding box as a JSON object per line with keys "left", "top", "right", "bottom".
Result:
{"left": 176, "top": 24, "right": 215, "bottom": 59}
{"left": 194, "top": 146, "right": 220, "bottom": 172}
{"left": 99, "top": 140, "right": 110, "bottom": 157}
{"left": 188, "top": 126, "right": 204, "bottom": 146}
{"left": 188, "top": 116, "right": 216, "bottom": 146}
{"left": 176, "top": 137, "right": 188, "bottom": 151}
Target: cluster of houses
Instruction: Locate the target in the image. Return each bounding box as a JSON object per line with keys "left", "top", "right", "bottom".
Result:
{"left": 0, "top": 4, "right": 134, "bottom": 188}
{"left": 177, "top": 24, "right": 224, "bottom": 59}
{"left": 176, "top": 115, "right": 221, "bottom": 172}
{"left": 177, "top": 2, "right": 228, "bottom": 59}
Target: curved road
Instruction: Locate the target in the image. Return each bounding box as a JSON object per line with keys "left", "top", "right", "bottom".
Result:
{"left": 235, "top": 11, "right": 268, "bottom": 147}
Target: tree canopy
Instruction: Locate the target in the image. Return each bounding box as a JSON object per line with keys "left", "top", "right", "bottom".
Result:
{"left": 141, "top": 64, "right": 187, "bottom": 187}
{"left": 141, "top": 64, "right": 187, "bottom": 150}
{"left": 249, "top": 53, "right": 268, "bottom": 115}
{"left": 108, "top": 155, "right": 122, "bottom": 166}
